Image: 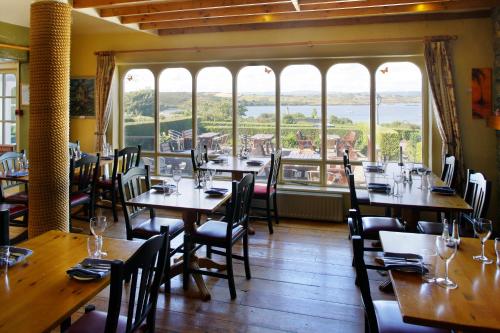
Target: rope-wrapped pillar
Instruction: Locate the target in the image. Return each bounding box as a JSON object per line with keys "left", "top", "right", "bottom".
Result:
{"left": 29, "top": 0, "right": 71, "bottom": 237}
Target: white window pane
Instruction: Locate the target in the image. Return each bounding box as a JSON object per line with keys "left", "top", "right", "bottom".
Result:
{"left": 237, "top": 66, "right": 276, "bottom": 158}
{"left": 375, "top": 62, "right": 422, "bottom": 163}
{"left": 4, "top": 123, "right": 15, "bottom": 144}
{"left": 282, "top": 164, "right": 320, "bottom": 183}
{"left": 5, "top": 98, "right": 16, "bottom": 121}
{"left": 159, "top": 68, "right": 193, "bottom": 153}
{"left": 327, "top": 64, "right": 370, "bottom": 161}
{"left": 159, "top": 156, "right": 191, "bottom": 177}
{"left": 5, "top": 74, "right": 16, "bottom": 97}
{"left": 123, "top": 69, "right": 155, "bottom": 151}
{"left": 280, "top": 65, "right": 321, "bottom": 160}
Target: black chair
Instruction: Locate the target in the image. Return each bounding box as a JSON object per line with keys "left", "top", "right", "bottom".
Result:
{"left": 346, "top": 167, "right": 404, "bottom": 241}
{"left": 0, "top": 203, "right": 28, "bottom": 227}
{"left": 117, "top": 166, "right": 185, "bottom": 291}
{"left": 0, "top": 151, "right": 28, "bottom": 205}
{"left": 343, "top": 150, "right": 370, "bottom": 206}
{"left": 68, "top": 230, "right": 170, "bottom": 333}
{"left": 96, "top": 146, "right": 141, "bottom": 222}
{"left": 251, "top": 149, "right": 281, "bottom": 234}
{"left": 184, "top": 173, "right": 254, "bottom": 299}
{"left": 69, "top": 140, "right": 80, "bottom": 157}
{"left": 417, "top": 169, "right": 491, "bottom": 236}
{"left": 352, "top": 235, "right": 449, "bottom": 333}
{"left": 440, "top": 154, "right": 455, "bottom": 187}
{"left": 0, "top": 209, "right": 27, "bottom": 246}
{"left": 69, "top": 154, "right": 100, "bottom": 230}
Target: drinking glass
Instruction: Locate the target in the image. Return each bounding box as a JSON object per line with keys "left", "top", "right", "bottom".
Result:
{"left": 0, "top": 246, "right": 9, "bottom": 275}
{"left": 435, "top": 236, "right": 458, "bottom": 289}
{"left": 208, "top": 168, "right": 216, "bottom": 188}
{"left": 90, "top": 216, "right": 107, "bottom": 257}
{"left": 419, "top": 248, "right": 437, "bottom": 283}
{"left": 87, "top": 237, "right": 100, "bottom": 259}
{"left": 162, "top": 178, "right": 170, "bottom": 196}
{"left": 393, "top": 172, "right": 404, "bottom": 197}
{"left": 472, "top": 218, "right": 493, "bottom": 264}
{"left": 172, "top": 169, "right": 182, "bottom": 195}
{"left": 495, "top": 238, "right": 500, "bottom": 266}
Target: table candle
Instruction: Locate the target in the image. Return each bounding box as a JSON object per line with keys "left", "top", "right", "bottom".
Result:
{"left": 399, "top": 145, "right": 403, "bottom": 165}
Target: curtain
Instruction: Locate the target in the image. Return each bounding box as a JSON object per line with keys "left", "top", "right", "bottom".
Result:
{"left": 94, "top": 52, "right": 115, "bottom": 152}
{"left": 424, "top": 38, "right": 465, "bottom": 191}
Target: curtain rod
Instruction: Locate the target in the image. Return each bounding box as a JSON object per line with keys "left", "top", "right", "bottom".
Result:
{"left": 0, "top": 43, "right": 30, "bottom": 52}
{"left": 94, "top": 35, "right": 457, "bottom": 56}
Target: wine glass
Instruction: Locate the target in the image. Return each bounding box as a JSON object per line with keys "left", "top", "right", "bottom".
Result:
{"left": 472, "top": 218, "right": 493, "bottom": 264}
{"left": 392, "top": 172, "right": 404, "bottom": 197}
{"left": 172, "top": 169, "right": 182, "bottom": 195}
{"left": 435, "top": 236, "right": 458, "bottom": 289}
{"left": 90, "top": 216, "right": 107, "bottom": 257}
{"left": 208, "top": 168, "right": 216, "bottom": 188}
{"left": 495, "top": 237, "right": 500, "bottom": 266}
{"left": 417, "top": 167, "right": 427, "bottom": 189}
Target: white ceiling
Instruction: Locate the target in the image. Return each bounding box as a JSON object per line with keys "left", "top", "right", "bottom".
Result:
{"left": 0, "top": 0, "right": 138, "bottom": 34}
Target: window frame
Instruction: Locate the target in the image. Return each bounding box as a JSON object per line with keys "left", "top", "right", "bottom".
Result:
{"left": 0, "top": 66, "right": 18, "bottom": 146}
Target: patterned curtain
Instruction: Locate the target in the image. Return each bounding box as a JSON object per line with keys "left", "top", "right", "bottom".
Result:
{"left": 94, "top": 52, "right": 115, "bottom": 152}
{"left": 424, "top": 38, "right": 465, "bottom": 191}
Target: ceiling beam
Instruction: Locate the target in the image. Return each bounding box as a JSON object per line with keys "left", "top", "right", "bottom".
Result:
{"left": 73, "top": 0, "right": 153, "bottom": 9}
{"left": 157, "top": 9, "right": 490, "bottom": 35}
{"left": 99, "top": 0, "right": 291, "bottom": 17}
{"left": 141, "top": 0, "right": 497, "bottom": 30}
{"left": 119, "top": 0, "right": 450, "bottom": 24}
{"left": 290, "top": 0, "right": 300, "bottom": 12}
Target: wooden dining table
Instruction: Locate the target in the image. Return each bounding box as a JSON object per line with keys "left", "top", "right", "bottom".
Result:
{"left": 200, "top": 156, "right": 270, "bottom": 181}
{"left": 126, "top": 178, "right": 232, "bottom": 301}
{"left": 362, "top": 162, "right": 472, "bottom": 230}
{"left": 380, "top": 231, "right": 500, "bottom": 332}
{"left": 0, "top": 230, "right": 142, "bottom": 333}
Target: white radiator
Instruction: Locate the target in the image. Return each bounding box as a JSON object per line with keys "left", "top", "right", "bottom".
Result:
{"left": 275, "top": 191, "right": 344, "bottom": 222}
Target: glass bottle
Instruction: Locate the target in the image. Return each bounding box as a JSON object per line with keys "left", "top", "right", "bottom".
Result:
{"left": 441, "top": 218, "right": 450, "bottom": 239}
{"left": 451, "top": 219, "right": 461, "bottom": 246}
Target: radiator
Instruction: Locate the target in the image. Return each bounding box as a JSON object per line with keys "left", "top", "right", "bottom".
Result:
{"left": 275, "top": 191, "right": 344, "bottom": 222}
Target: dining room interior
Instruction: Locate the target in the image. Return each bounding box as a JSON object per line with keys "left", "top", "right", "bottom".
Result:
{"left": 0, "top": 0, "right": 499, "bottom": 332}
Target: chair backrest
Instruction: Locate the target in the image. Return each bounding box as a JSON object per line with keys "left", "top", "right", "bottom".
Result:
{"left": 226, "top": 173, "right": 254, "bottom": 239}
{"left": 343, "top": 149, "right": 350, "bottom": 168}
{"left": 68, "top": 141, "right": 80, "bottom": 158}
{"left": 0, "top": 209, "right": 9, "bottom": 246}
{"left": 441, "top": 154, "right": 455, "bottom": 187}
{"left": 0, "top": 151, "right": 25, "bottom": 192}
{"left": 105, "top": 230, "right": 169, "bottom": 333}
{"left": 351, "top": 235, "right": 378, "bottom": 333}
{"left": 117, "top": 166, "right": 153, "bottom": 240}
{"left": 111, "top": 146, "right": 141, "bottom": 182}
{"left": 463, "top": 169, "right": 491, "bottom": 220}
{"left": 70, "top": 154, "right": 100, "bottom": 194}
{"left": 345, "top": 166, "right": 359, "bottom": 212}
{"left": 267, "top": 149, "right": 282, "bottom": 191}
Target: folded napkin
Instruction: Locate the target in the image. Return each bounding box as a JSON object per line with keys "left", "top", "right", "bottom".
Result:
{"left": 367, "top": 183, "right": 390, "bottom": 192}
{"left": 210, "top": 159, "right": 225, "bottom": 164}
{"left": 204, "top": 188, "right": 228, "bottom": 196}
{"left": 431, "top": 186, "right": 455, "bottom": 195}
{"left": 376, "top": 252, "right": 426, "bottom": 273}
{"left": 384, "top": 263, "right": 428, "bottom": 274}
{"left": 7, "top": 171, "right": 28, "bottom": 178}
{"left": 364, "top": 165, "right": 383, "bottom": 172}
{"left": 67, "top": 258, "right": 113, "bottom": 280}
{"left": 246, "top": 160, "right": 263, "bottom": 166}
{"left": 7, "top": 247, "right": 33, "bottom": 266}
{"left": 383, "top": 252, "right": 422, "bottom": 260}
{"left": 152, "top": 184, "right": 176, "bottom": 193}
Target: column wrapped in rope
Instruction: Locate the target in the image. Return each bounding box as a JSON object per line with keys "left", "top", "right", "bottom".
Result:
{"left": 29, "top": 0, "right": 71, "bottom": 237}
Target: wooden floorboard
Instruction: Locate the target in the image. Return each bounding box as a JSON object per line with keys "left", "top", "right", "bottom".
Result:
{"left": 66, "top": 206, "right": 395, "bottom": 333}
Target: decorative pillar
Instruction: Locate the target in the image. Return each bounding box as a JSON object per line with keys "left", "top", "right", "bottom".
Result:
{"left": 28, "top": 0, "right": 71, "bottom": 237}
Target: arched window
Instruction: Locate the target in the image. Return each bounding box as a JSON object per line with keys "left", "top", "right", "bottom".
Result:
{"left": 196, "top": 67, "right": 233, "bottom": 153}
{"left": 237, "top": 66, "right": 276, "bottom": 157}
{"left": 376, "top": 62, "right": 422, "bottom": 163}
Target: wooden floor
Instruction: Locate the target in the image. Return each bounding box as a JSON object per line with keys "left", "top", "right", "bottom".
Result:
{"left": 68, "top": 207, "right": 394, "bottom": 333}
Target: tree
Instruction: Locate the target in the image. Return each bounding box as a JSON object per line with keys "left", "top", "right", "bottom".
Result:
{"left": 124, "top": 89, "right": 154, "bottom": 117}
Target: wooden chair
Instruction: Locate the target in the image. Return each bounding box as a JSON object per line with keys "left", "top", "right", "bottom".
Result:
{"left": 251, "top": 149, "right": 281, "bottom": 234}
{"left": 417, "top": 169, "right": 491, "bottom": 236}
{"left": 68, "top": 230, "right": 170, "bottom": 333}
{"left": 0, "top": 209, "right": 27, "bottom": 246}
{"left": 440, "top": 154, "right": 455, "bottom": 187}
{"left": 344, "top": 151, "right": 370, "bottom": 206}
{"left": 295, "top": 130, "right": 315, "bottom": 151}
{"left": 117, "top": 166, "right": 185, "bottom": 291}
{"left": 351, "top": 235, "right": 449, "bottom": 333}
{"left": 0, "top": 151, "right": 28, "bottom": 205}
{"left": 68, "top": 140, "right": 80, "bottom": 157}
{"left": 96, "top": 145, "right": 141, "bottom": 222}
{"left": 184, "top": 173, "right": 254, "bottom": 299}
{"left": 69, "top": 154, "right": 100, "bottom": 230}
{"left": 0, "top": 202, "right": 28, "bottom": 228}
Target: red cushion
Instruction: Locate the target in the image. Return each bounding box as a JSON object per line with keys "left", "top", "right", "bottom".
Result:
{"left": 68, "top": 310, "right": 128, "bottom": 333}
{"left": 0, "top": 203, "right": 27, "bottom": 218}
{"left": 373, "top": 301, "right": 448, "bottom": 333}
{"left": 4, "top": 192, "right": 28, "bottom": 204}
{"left": 253, "top": 184, "right": 274, "bottom": 199}
{"left": 361, "top": 216, "right": 404, "bottom": 240}
{"left": 70, "top": 192, "right": 90, "bottom": 207}
{"left": 97, "top": 178, "right": 115, "bottom": 188}
{"left": 192, "top": 220, "right": 245, "bottom": 244}
{"left": 132, "top": 217, "right": 184, "bottom": 240}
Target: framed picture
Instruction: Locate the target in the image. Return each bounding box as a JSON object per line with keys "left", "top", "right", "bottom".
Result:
{"left": 471, "top": 68, "right": 492, "bottom": 119}
{"left": 70, "top": 77, "right": 95, "bottom": 118}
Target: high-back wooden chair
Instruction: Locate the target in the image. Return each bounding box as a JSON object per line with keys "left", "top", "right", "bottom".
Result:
{"left": 97, "top": 145, "right": 141, "bottom": 222}
{"left": 68, "top": 231, "right": 170, "bottom": 333}
{"left": 441, "top": 154, "right": 455, "bottom": 187}
{"left": 0, "top": 209, "right": 27, "bottom": 246}
{"left": 0, "top": 151, "right": 28, "bottom": 204}
{"left": 68, "top": 140, "right": 80, "bottom": 157}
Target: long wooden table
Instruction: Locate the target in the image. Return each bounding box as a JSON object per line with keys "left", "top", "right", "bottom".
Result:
{"left": 362, "top": 162, "right": 472, "bottom": 230}
{"left": 200, "top": 156, "right": 270, "bottom": 181}
{"left": 380, "top": 231, "right": 500, "bottom": 332}
{"left": 0, "top": 230, "right": 142, "bottom": 333}
{"left": 127, "top": 178, "right": 232, "bottom": 301}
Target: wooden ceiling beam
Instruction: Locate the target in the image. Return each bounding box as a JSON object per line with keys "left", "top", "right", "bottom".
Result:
{"left": 141, "top": 0, "right": 498, "bottom": 30}
{"left": 157, "top": 9, "right": 490, "bottom": 35}
{"left": 120, "top": 0, "right": 450, "bottom": 24}
{"left": 99, "top": 0, "right": 290, "bottom": 17}
{"left": 73, "top": 0, "right": 152, "bottom": 9}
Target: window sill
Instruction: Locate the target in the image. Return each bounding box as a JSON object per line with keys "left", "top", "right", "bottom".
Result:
{"left": 277, "top": 183, "right": 349, "bottom": 195}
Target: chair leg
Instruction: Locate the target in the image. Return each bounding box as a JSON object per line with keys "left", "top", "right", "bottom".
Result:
{"left": 111, "top": 188, "right": 118, "bottom": 222}
{"left": 182, "top": 235, "right": 190, "bottom": 291}
{"left": 226, "top": 247, "right": 237, "bottom": 299}
{"left": 243, "top": 233, "right": 251, "bottom": 280}
{"left": 272, "top": 193, "right": 279, "bottom": 225}
{"left": 266, "top": 197, "right": 274, "bottom": 234}
{"left": 206, "top": 245, "right": 212, "bottom": 259}
{"left": 164, "top": 250, "right": 172, "bottom": 293}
